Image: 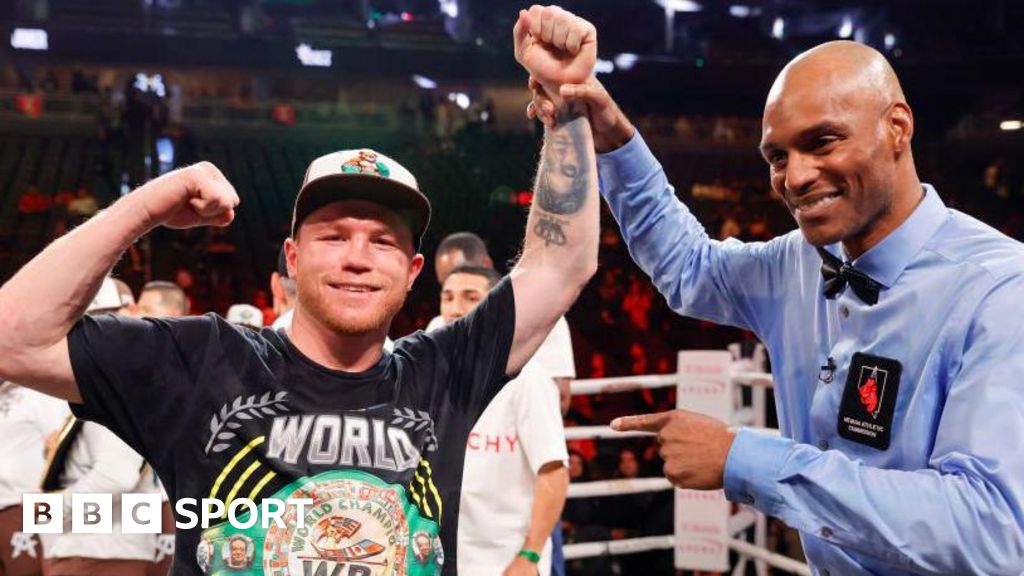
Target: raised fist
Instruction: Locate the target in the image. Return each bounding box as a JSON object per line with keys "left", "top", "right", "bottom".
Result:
{"left": 513, "top": 5, "right": 597, "bottom": 94}
{"left": 137, "top": 162, "right": 239, "bottom": 230}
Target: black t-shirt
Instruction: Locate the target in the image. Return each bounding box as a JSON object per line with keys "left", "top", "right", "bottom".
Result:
{"left": 68, "top": 279, "right": 515, "bottom": 576}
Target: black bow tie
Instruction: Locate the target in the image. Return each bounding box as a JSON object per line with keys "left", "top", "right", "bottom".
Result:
{"left": 817, "top": 247, "right": 881, "bottom": 305}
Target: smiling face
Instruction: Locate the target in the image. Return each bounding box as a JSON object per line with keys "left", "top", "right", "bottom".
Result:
{"left": 288, "top": 200, "right": 424, "bottom": 336}
{"left": 759, "top": 42, "right": 917, "bottom": 257}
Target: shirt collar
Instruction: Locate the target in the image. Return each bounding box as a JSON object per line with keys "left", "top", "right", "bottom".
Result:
{"left": 832, "top": 184, "right": 946, "bottom": 289}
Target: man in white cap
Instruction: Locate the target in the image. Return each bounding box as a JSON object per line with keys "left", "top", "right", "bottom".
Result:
{"left": 269, "top": 245, "right": 297, "bottom": 331}
{"left": 226, "top": 304, "right": 263, "bottom": 330}
{"left": 0, "top": 8, "right": 599, "bottom": 573}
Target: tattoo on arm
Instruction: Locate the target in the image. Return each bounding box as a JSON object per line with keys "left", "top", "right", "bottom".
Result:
{"left": 532, "top": 108, "right": 590, "bottom": 246}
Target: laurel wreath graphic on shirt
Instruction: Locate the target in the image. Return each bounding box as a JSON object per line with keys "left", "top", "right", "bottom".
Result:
{"left": 204, "top": 391, "right": 289, "bottom": 454}
{"left": 391, "top": 408, "right": 438, "bottom": 452}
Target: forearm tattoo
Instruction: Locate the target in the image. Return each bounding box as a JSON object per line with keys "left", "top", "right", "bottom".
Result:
{"left": 533, "top": 108, "right": 590, "bottom": 247}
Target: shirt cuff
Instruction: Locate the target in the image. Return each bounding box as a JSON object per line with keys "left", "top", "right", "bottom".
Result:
{"left": 596, "top": 131, "right": 662, "bottom": 197}
{"left": 723, "top": 427, "right": 793, "bottom": 517}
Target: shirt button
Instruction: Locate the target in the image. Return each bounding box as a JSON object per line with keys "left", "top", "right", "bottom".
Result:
{"left": 839, "top": 305, "right": 850, "bottom": 319}
{"left": 743, "top": 493, "right": 755, "bottom": 505}
{"left": 818, "top": 439, "right": 830, "bottom": 451}
{"left": 820, "top": 527, "right": 833, "bottom": 539}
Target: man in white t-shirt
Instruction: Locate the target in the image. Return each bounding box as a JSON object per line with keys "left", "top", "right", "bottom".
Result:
{"left": 437, "top": 265, "right": 569, "bottom": 576}
{"left": 428, "top": 232, "right": 576, "bottom": 575}
{"left": 427, "top": 232, "right": 576, "bottom": 388}
{"left": 40, "top": 419, "right": 153, "bottom": 576}
{"left": 0, "top": 380, "right": 69, "bottom": 576}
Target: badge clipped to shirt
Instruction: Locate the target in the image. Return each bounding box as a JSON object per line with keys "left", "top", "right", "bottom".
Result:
{"left": 837, "top": 352, "right": 902, "bottom": 450}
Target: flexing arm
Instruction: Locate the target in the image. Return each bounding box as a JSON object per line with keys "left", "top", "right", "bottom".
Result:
{"left": 0, "top": 163, "right": 238, "bottom": 401}
{"left": 507, "top": 6, "right": 600, "bottom": 375}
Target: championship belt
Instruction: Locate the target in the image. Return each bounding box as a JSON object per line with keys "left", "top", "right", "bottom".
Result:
{"left": 196, "top": 469, "right": 443, "bottom": 576}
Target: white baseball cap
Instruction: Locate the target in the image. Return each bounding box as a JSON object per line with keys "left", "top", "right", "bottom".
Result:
{"left": 88, "top": 277, "right": 131, "bottom": 313}
{"left": 291, "top": 149, "right": 431, "bottom": 248}
{"left": 226, "top": 304, "right": 263, "bottom": 329}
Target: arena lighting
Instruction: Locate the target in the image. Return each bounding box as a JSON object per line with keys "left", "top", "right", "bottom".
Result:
{"left": 656, "top": 0, "right": 702, "bottom": 12}
{"left": 729, "top": 5, "right": 753, "bottom": 18}
{"left": 10, "top": 28, "right": 48, "bottom": 51}
{"left": 412, "top": 74, "right": 437, "bottom": 89}
{"left": 448, "top": 92, "right": 470, "bottom": 110}
{"left": 771, "top": 17, "right": 785, "bottom": 40}
{"left": 295, "top": 43, "right": 332, "bottom": 67}
{"left": 438, "top": 0, "right": 458, "bottom": 18}
{"left": 838, "top": 16, "right": 853, "bottom": 39}
{"left": 133, "top": 73, "right": 166, "bottom": 97}
{"left": 884, "top": 33, "right": 896, "bottom": 50}
{"left": 1000, "top": 120, "right": 1022, "bottom": 131}
{"left": 594, "top": 58, "right": 615, "bottom": 74}
{"left": 614, "top": 53, "right": 639, "bottom": 71}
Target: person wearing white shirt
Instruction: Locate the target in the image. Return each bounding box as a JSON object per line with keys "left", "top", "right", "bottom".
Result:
{"left": 0, "top": 382, "right": 69, "bottom": 576}
{"left": 428, "top": 232, "right": 576, "bottom": 576}
{"left": 40, "top": 420, "right": 153, "bottom": 576}
{"left": 438, "top": 265, "right": 569, "bottom": 576}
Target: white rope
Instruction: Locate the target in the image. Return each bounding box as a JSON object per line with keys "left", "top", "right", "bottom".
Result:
{"left": 565, "top": 423, "right": 779, "bottom": 440}
{"left": 569, "top": 374, "right": 678, "bottom": 395}
{"left": 569, "top": 370, "right": 774, "bottom": 397}
{"left": 564, "top": 535, "right": 676, "bottom": 559}
{"left": 567, "top": 477, "right": 673, "bottom": 499}
{"left": 564, "top": 535, "right": 810, "bottom": 575}
{"left": 563, "top": 426, "right": 653, "bottom": 440}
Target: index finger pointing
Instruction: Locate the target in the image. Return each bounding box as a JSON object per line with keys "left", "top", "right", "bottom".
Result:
{"left": 610, "top": 411, "right": 672, "bottom": 432}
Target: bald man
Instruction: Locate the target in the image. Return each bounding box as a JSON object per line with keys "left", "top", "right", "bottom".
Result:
{"left": 528, "top": 8, "right": 1024, "bottom": 575}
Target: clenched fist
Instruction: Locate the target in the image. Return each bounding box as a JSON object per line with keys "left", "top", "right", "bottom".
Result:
{"left": 136, "top": 162, "right": 239, "bottom": 230}
{"left": 513, "top": 5, "right": 597, "bottom": 97}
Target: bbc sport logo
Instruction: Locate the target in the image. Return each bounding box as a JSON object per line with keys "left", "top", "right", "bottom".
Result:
{"left": 22, "top": 494, "right": 314, "bottom": 533}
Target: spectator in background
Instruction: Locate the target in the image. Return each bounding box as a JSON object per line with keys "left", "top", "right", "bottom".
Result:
{"left": 562, "top": 449, "right": 611, "bottom": 576}
{"left": 270, "top": 245, "right": 297, "bottom": 330}
{"left": 441, "top": 265, "right": 569, "bottom": 576}
{"left": 67, "top": 187, "right": 99, "bottom": 222}
{"left": 0, "top": 378, "right": 69, "bottom": 576}
{"left": 428, "top": 232, "right": 576, "bottom": 576}
{"left": 132, "top": 281, "right": 186, "bottom": 576}
{"left": 17, "top": 185, "right": 50, "bottom": 214}
{"left": 137, "top": 281, "right": 189, "bottom": 317}
{"left": 39, "top": 278, "right": 151, "bottom": 576}
{"left": 226, "top": 304, "right": 263, "bottom": 330}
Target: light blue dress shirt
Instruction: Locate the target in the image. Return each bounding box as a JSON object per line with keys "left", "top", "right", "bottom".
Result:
{"left": 597, "top": 132, "right": 1024, "bottom": 575}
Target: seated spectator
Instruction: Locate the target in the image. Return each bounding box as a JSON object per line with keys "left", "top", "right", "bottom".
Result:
{"left": 67, "top": 187, "right": 99, "bottom": 219}
{"left": 17, "top": 185, "right": 51, "bottom": 214}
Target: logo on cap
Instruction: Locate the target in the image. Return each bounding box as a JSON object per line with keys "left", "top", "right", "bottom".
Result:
{"left": 340, "top": 150, "right": 390, "bottom": 178}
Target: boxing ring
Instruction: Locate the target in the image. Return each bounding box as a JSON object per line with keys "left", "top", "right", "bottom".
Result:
{"left": 562, "top": 348, "right": 811, "bottom": 575}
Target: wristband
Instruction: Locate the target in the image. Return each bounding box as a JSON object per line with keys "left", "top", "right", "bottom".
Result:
{"left": 517, "top": 549, "right": 541, "bottom": 563}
